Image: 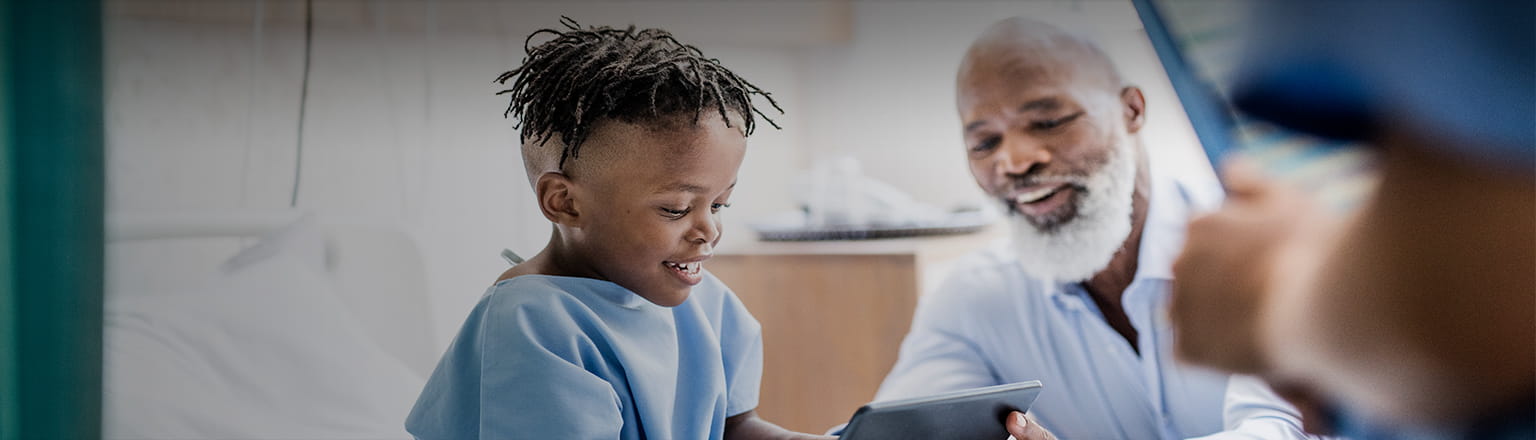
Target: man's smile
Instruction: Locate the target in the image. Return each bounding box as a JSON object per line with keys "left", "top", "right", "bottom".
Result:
{"left": 1007, "top": 184, "right": 1079, "bottom": 222}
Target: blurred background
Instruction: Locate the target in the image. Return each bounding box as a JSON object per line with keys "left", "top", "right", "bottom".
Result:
{"left": 5, "top": 0, "right": 1221, "bottom": 438}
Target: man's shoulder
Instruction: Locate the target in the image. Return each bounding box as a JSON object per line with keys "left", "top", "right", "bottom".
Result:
{"left": 929, "top": 241, "right": 1048, "bottom": 303}
{"left": 951, "top": 240, "right": 1022, "bottom": 271}
{"left": 944, "top": 241, "right": 1031, "bottom": 285}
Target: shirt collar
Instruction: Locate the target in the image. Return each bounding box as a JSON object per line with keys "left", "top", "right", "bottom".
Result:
{"left": 1133, "top": 163, "right": 1223, "bottom": 281}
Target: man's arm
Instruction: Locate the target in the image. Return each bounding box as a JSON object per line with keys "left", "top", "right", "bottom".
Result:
{"left": 876, "top": 281, "right": 1001, "bottom": 401}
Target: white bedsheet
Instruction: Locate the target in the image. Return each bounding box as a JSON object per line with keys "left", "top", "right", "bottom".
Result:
{"left": 104, "top": 219, "right": 424, "bottom": 440}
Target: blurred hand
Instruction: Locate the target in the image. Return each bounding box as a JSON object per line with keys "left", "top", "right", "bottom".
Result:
{"left": 1266, "top": 377, "right": 1339, "bottom": 436}
{"left": 1004, "top": 411, "right": 1058, "bottom": 440}
{"left": 1170, "top": 159, "right": 1341, "bottom": 374}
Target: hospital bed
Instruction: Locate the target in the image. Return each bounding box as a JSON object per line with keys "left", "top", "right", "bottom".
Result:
{"left": 103, "top": 210, "right": 434, "bottom": 440}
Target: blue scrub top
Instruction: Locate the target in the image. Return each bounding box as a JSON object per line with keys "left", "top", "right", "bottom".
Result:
{"left": 406, "top": 273, "right": 763, "bottom": 440}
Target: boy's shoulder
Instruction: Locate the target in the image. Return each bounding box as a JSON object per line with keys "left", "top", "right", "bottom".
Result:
{"left": 464, "top": 275, "right": 643, "bottom": 357}
{"left": 480, "top": 274, "right": 643, "bottom": 317}
{"left": 688, "top": 271, "right": 760, "bottom": 336}
{"left": 682, "top": 270, "right": 734, "bottom": 307}
{"left": 472, "top": 272, "right": 751, "bottom": 330}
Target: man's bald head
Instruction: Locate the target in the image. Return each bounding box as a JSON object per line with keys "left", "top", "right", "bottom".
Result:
{"left": 953, "top": 17, "right": 1149, "bottom": 284}
{"left": 958, "top": 17, "right": 1124, "bottom": 106}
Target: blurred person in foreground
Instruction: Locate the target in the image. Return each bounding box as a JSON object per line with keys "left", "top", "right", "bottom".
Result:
{"left": 1170, "top": 1, "right": 1534, "bottom": 439}
{"left": 870, "top": 17, "right": 1319, "bottom": 440}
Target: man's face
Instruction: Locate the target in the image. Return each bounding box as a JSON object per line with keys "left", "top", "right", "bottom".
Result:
{"left": 958, "top": 55, "right": 1128, "bottom": 231}
{"left": 567, "top": 115, "right": 746, "bottom": 307}
{"left": 956, "top": 47, "right": 1142, "bottom": 282}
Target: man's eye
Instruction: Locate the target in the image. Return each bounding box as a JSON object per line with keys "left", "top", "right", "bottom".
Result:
{"left": 710, "top": 203, "right": 732, "bottom": 213}
{"left": 660, "top": 207, "right": 689, "bottom": 219}
{"left": 1032, "top": 112, "right": 1084, "bottom": 131}
{"left": 970, "top": 136, "right": 1000, "bottom": 153}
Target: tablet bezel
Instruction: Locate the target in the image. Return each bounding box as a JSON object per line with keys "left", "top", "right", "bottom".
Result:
{"left": 839, "top": 380, "right": 1044, "bottom": 440}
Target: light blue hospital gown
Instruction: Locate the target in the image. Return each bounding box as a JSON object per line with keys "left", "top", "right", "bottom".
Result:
{"left": 405, "top": 273, "right": 763, "bottom": 440}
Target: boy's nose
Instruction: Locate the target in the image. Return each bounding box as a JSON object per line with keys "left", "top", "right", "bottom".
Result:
{"left": 690, "top": 216, "right": 721, "bottom": 245}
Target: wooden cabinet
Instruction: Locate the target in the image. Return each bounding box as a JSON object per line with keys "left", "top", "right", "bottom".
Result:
{"left": 705, "top": 226, "right": 1002, "bottom": 434}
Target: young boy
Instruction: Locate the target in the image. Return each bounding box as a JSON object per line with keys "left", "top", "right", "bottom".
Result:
{"left": 405, "top": 18, "right": 833, "bottom": 440}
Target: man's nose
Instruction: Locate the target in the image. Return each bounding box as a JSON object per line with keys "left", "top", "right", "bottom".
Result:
{"left": 996, "top": 135, "right": 1051, "bottom": 177}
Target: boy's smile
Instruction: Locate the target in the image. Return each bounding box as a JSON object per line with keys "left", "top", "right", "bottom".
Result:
{"left": 662, "top": 258, "right": 706, "bottom": 286}
{"left": 553, "top": 112, "right": 748, "bottom": 307}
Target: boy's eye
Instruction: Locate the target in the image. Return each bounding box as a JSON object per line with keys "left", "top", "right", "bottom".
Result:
{"left": 1031, "top": 111, "right": 1084, "bottom": 131}
{"left": 710, "top": 203, "right": 731, "bottom": 213}
{"left": 659, "top": 207, "right": 689, "bottom": 219}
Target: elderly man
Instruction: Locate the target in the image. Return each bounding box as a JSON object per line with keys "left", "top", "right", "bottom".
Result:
{"left": 873, "top": 18, "right": 1315, "bottom": 439}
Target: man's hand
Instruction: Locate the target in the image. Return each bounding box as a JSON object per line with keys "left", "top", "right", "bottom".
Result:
{"left": 1004, "top": 411, "right": 1058, "bottom": 440}
{"left": 1169, "top": 160, "right": 1341, "bottom": 374}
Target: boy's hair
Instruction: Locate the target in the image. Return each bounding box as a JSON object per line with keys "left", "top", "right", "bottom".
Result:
{"left": 497, "top": 17, "right": 782, "bottom": 171}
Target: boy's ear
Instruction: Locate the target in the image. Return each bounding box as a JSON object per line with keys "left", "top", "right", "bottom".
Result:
{"left": 534, "top": 172, "right": 581, "bottom": 225}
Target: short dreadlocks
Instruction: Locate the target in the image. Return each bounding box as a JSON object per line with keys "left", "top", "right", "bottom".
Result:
{"left": 496, "top": 17, "right": 782, "bottom": 170}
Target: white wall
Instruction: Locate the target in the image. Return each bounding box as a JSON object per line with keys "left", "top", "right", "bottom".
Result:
{"left": 105, "top": 0, "right": 810, "bottom": 348}
{"left": 794, "top": 1, "right": 1215, "bottom": 211}
{"left": 105, "top": 0, "right": 1213, "bottom": 350}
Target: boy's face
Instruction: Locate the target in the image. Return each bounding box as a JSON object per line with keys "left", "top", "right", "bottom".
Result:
{"left": 565, "top": 114, "right": 747, "bottom": 307}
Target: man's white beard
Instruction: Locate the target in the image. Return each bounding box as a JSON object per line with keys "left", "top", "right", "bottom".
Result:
{"left": 1007, "top": 142, "right": 1137, "bottom": 283}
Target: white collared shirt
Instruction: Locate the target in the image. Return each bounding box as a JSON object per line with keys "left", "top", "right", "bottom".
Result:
{"left": 875, "top": 169, "right": 1317, "bottom": 440}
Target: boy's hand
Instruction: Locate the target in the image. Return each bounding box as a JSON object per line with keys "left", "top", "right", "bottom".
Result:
{"left": 1004, "top": 411, "right": 1058, "bottom": 440}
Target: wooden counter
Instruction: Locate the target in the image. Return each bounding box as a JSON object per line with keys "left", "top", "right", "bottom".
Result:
{"left": 707, "top": 224, "right": 1003, "bottom": 433}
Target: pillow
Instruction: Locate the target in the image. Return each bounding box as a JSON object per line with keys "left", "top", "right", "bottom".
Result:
{"left": 104, "top": 217, "right": 424, "bottom": 440}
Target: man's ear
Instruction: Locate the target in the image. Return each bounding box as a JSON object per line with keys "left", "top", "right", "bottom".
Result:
{"left": 534, "top": 172, "right": 581, "bottom": 225}
{"left": 1120, "top": 86, "right": 1147, "bottom": 134}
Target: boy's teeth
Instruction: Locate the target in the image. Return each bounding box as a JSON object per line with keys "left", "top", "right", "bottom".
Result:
{"left": 667, "top": 261, "right": 702, "bottom": 274}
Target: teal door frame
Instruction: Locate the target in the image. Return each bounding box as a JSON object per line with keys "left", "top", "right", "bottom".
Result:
{"left": 0, "top": 0, "right": 105, "bottom": 439}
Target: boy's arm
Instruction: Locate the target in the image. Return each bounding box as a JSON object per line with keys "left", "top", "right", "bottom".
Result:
{"left": 723, "top": 410, "right": 836, "bottom": 440}
{"left": 715, "top": 283, "right": 831, "bottom": 439}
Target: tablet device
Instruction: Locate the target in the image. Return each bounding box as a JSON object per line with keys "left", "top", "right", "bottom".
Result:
{"left": 839, "top": 381, "right": 1042, "bottom": 440}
